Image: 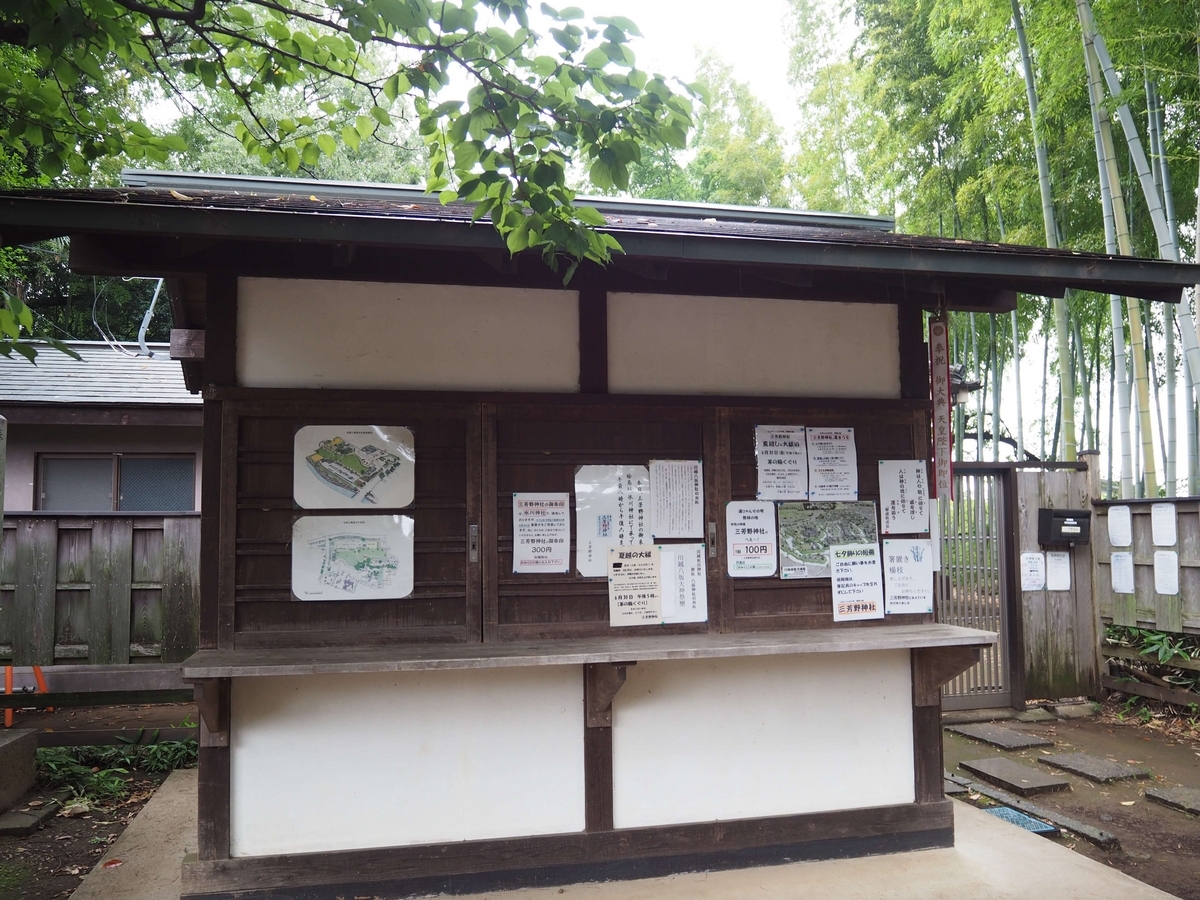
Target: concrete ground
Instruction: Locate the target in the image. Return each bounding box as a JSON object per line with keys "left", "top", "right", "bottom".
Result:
{"left": 71, "top": 769, "right": 196, "bottom": 900}
{"left": 70, "top": 775, "right": 1178, "bottom": 900}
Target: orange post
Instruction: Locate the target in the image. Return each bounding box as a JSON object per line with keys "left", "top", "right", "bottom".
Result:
{"left": 32, "top": 665, "right": 52, "bottom": 713}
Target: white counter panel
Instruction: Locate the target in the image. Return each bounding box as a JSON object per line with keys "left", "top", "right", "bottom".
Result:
{"left": 607, "top": 293, "right": 900, "bottom": 397}
{"left": 229, "top": 667, "right": 585, "bottom": 857}
{"left": 237, "top": 278, "right": 580, "bottom": 391}
{"left": 612, "top": 650, "right": 914, "bottom": 828}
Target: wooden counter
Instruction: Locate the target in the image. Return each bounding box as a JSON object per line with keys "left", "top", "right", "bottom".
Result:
{"left": 181, "top": 623, "right": 996, "bottom": 679}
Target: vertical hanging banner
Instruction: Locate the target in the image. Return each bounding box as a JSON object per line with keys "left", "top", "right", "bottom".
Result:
{"left": 806, "top": 428, "right": 858, "bottom": 501}
{"left": 754, "top": 425, "right": 808, "bottom": 500}
{"left": 512, "top": 493, "right": 571, "bottom": 573}
{"left": 649, "top": 459, "right": 704, "bottom": 539}
{"left": 878, "top": 460, "right": 930, "bottom": 534}
{"left": 928, "top": 316, "right": 953, "bottom": 500}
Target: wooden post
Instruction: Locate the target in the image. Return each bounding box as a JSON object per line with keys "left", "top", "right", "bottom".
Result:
{"left": 161, "top": 516, "right": 201, "bottom": 663}
{"left": 90, "top": 519, "right": 134, "bottom": 664}
{"left": 13, "top": 519, "right": 57, "bottom": 665}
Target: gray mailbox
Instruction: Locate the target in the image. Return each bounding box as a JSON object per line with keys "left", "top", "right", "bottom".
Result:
{"left": 1037, "top": 508, "right": 1091, "bottom": 546}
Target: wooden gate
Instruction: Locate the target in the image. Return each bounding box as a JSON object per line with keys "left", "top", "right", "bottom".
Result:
{"left": 0, "top": 512, "right": 201, "bottom": 665}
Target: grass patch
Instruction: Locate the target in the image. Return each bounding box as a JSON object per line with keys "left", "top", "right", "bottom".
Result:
{"left": 0, "top": 861, "right": 29, "bottom": 891}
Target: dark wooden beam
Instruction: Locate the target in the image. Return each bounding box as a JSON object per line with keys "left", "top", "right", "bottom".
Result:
{"left": 897, "top": 303, "right": 929, "bottom": 401}
{"left": 203, "top": 275, "right": 237, "bottom": 388}
{"left": 0, "top": 406, "right": 202, "bottom": 427}
{"left": 578, "top": 284, "right": 608, "bottom": 393}
{"left": 584, "top": 662, "right": 628, "bottom": 728}
{"left": 171, "top": 329, "right": 206, "bottom": 360}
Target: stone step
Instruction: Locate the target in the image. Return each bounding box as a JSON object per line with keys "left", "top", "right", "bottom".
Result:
{"left": 1145, "top": 785, "right": 1200, "bottom": 815}
{"left": 1039, "top": 752, "right": 1150, "bottom": 784}
{"left": 946, "top": 723, "right": 1054, "bottom": 750}
{"left": 959, "top": 758, "right": 1071, "bottom": 797}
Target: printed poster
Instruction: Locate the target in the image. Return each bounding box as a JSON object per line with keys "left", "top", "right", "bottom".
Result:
{"left": 806, "top": 427, "right": 858, "bottom": 501}
{"left": 1046, "top": 551, "right": 1072, "bottom": 592}
{"left": 294, "top": 425, "right": 415, "bottom": 509}
{"left": 512, "top": 493, "right": 570, "bottom": 573}
{"left": 1110, "top": 552, "right": 1135, "bottom": 594}
{"left": 777, "top": 501, "right": 878, "bottom": 579}
{"left": 1107, "top": 505, "right": 1132, "bottom": 547}
{"left": 292, "top": 514, "right": 414, "bottom": 601}
{"left": 660, "top": 543, "right": 707, "bottom": 624}
{"left": 575, "top": 465, "right": 649, "bottom": 578}
{"left": 883, "top": 539, "right": 934, "bottom": 614}
{"left": 830, "top": 543, "right": 885, "bottom": 622}
{"left": 1152, "top": 503, "right": 1177, "bottom": 546}
{"left": 608, "top": 546, "right": 661, "bottom": 626}
{"left": 1154, "top": 550, "right": 1179, "bottom": 595}
{"left": 1020, "top": 552, "right": 1046, "bottom": 592}
{"left": 755, "top": 425, "right": 808, "bottom": 500}
{"left": 650, "top": 459, "right": 704, "bottom": 539}
{"left": 725, "top": 500, "right": 778, "bottom": 577}
{"left": 878, "top": 460, "right": 930, "bottom": 534}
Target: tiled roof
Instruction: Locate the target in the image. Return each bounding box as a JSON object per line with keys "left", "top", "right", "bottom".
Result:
{"left": 0, "top": 342, "right": 199, "bottom": 406}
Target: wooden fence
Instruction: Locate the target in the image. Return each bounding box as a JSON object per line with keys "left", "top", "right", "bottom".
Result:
{"left": 1092, "top": 499, "right": 1200, "bottom": 635}
{"left": 0, "top": 512, "right": 200, "bottom": 665}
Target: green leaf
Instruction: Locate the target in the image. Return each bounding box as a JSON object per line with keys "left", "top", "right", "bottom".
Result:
{"left": 317, "top": 133, "right": 337, "bottom": 156}
{"left": 370, "top": 106, "right": 391, "bottom": 126}
{"left": 438, "top": 189, "right": 459, "bottom": 205}
{"left": 283, "top": 146, "right": 301, "bottom": 172}
{"left": 341, "top": 126, "right": 361, "bottom": 150}
{"left": 574, "top": 205, "right": 606, "bottom": 226}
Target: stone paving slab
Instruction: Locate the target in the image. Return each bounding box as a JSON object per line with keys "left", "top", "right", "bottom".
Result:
{"left": 1017, "top": 708, "right": 1058, "bottom": 723}
{"left": 0, "top": 790, "right": 66, "bottom": 837}
{"left": 1039, "top": 752, "right": 1150, "bottom": 783}
{"left": 946, "top": 723, "right": 1054, "bottom": 749}
{"left": 944, "top": 779, "right": 968, "bottom": 795}
{"left": 960, "top": 757, "right": 1070, "bottom": 796}
{"left": 1145, "top": 785, "right": 1200, "bottom": 815}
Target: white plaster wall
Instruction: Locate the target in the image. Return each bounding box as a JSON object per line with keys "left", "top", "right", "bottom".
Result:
{"left": 612, "top": 650, "right": 914, "bottom": 828}
{"left": 237, "top": 278, "right": 580, "bottom": 391}
{"left": 229, "top": 666, "right": 586, "bottom": 857}
{"left": 607, "top": 294, "right": 901, "bottom": 397}
{"left": 1, "top": 425, "right": 202, "bottom": 511}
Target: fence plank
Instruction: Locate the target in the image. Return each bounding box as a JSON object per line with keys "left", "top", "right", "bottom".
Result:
{"left": 14, "top": 519, "right": 58, "bottom": 665}
{"left": 91, "top": 519, "right": 134, "bottom": 665}
{"left": 162, "top": 517, "right": 201, "bottom": 663}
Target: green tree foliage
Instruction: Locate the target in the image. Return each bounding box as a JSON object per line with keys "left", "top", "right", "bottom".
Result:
{"left": 0, "top": 0, "right": 702, "bottom": 276}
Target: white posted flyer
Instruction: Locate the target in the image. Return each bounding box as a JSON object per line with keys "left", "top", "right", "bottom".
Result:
{"left": 754, "top": 425, "right": 808, "bottom": 500}
{"left": 806, "top": 428, "right": 858, "bottom": 501}
{"left": 878, "top": 460, "right": 930, "bottom": 534}
{"left": 650, "top": 459, "right": 704, "bottom": 539}
{"left": 882, "top": 539, "right": 934, "bottom": 614}
{"left": 1020, "top": 552, "right": 1046, "bottom": 592}
{"left": 1152, "top": 503, "right": 1177, "bottom": 546}
{"left": 575, "top": 465, "right": 648, "bottom": 578}
{"left": 1110, "top": 552, "right": 1135, "bottom": 594}
{"left": 725, "top": 500, "right": 778, "bottom": 577}
{"left": 830, "top": 543, "right": 885, "bottom": 622}
{"left": 512, "top": 493, "right": 570, "bottom": 573}
{"left": 608, "top": 546, "right": 662, "bottom": 626}
{"left": 1107, "top": 505, "right": 1132, "bottom": 547}
{"left": 660, "top": 543, "right": 707, "bottom": 624}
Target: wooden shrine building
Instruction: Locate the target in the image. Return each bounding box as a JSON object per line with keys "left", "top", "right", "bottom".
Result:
{"left": 2, "top": 170, "right": 1197, "bottom": 899}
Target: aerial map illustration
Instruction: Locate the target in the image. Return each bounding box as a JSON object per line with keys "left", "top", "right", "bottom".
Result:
{"left": 777, "top": 501, "right": 879, "bottom": 579}
{"left": 292, "top": 515, "right": 414, "bottom": 601}
{"left": 293, "top": 425, "right": 415, "bottom": 509}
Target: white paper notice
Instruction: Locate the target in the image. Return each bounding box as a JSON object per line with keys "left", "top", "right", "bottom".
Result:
{"left": 1107, "top": 505, "right": 1132, "bottom": 548}
{"left": 883, "top": 539, "right": 934, "bottom": 614}
{"left": 806, "top": 428, "right": 858, "bottom": 501}
{"left": 659, "top": 543, "right": 708, "bottom": 624}
{"left": 575, "top": 465, "right": 649, "bottom": 578}
{"left": 878, "top": 460, "right": 930, "bottom": 534}
{"left": 650, "top": 460, "right": 704, "bottom": 539}
{"left": 755, "top": 425, "right": 808, "bottom": 500}
{"left": 1152, "top": 503, "right": 1177, "bottom": 546}
{"left": 725, "top": 501, "right": 778, "bottom": 577}
{"left": 293, "top": 425, "right": 415, "bottom": 509}
{"left": 512, "top": 493, "right": 570, "bottom": 573}
{"left": 1020, "top": 552, "right": 1046, "bottom": 592}
{"left": 608, "top": 546, "right": 661, "bottom": 626}
{"left": 1154, "top": 550, "right": 1179, "bottom": 595}
{"left": 830, "top": 543, "right": 885, "bottom": 621}
{"left": 1110, "top": 552, "right": 1135, "bottom": 594}
{"left": 1046, "top": 551, "right": 1071, "bottom": 591}
{"left": 292, "top": 514, "right": 414, "bottom": 601}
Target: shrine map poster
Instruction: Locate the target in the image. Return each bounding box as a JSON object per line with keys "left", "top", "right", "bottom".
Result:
{"left": 292, "top": 514, "right": 414, "bottom": 601}
{"left": 294, "top": 425, "right": 415, "bottom": 509}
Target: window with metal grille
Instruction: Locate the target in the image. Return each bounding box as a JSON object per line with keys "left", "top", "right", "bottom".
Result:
{"left": 38, "top": 454, "right": 196, "bottom": 511}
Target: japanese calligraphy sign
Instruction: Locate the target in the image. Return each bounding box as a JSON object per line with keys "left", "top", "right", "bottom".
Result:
{"left": 928, "top": 316, "right": 953, "bottom": 500}
{"left": 512, "top": 492, "right": 570, "bottom": 573}
{"left": 575, "top": 465, "right": 649, "bottom": 578}
{"left": 830, "top": 542, "right": 884, "bottom": 622}
{"left": 882, "top": 539, "right": 934, "bottom": 614}
{"left": 754, "top": 425, "right": 808, "bottom": 500}
{"left": 608, "top": 546, "right": 662, "bottom": 626}
{"left": 660, "top": 543, "right": 708, "bottom": 624}
{"left": 878, "top": 460, "right": 930, "bottom": 534}
{"left": 725, "top": 500, "right": 778, "bottom": 577}
{"left": 806, "top": 427, "right": 858, "bottom": 501}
